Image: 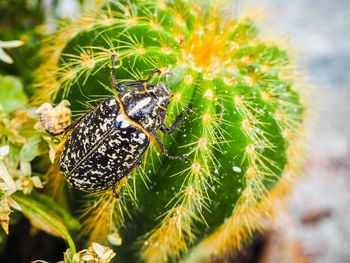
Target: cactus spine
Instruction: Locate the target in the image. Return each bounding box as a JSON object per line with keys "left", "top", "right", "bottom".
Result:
{"left": 36, "top": 0, "right": 306, "bottom": 262}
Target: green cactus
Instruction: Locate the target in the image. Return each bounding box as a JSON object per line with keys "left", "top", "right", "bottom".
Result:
{"left": 35, "top": 0, "right": 306, "bottom": 262}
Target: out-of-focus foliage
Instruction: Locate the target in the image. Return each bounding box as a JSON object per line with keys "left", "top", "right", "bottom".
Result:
{"left": 0, "top": 0, "right": 44, "bottom": 89}
{"left": 0, "top": 73, "right": 78, "bottom": 236}
{"left": 0, "top": 74, "right": 85, "bottom": 261}
{"left": 0, "top": 40, "right": 23, "bottom": 64}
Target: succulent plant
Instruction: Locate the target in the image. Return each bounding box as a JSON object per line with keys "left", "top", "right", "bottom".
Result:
{"left": 35, "top": 0, "right": 307, "bottom": 262}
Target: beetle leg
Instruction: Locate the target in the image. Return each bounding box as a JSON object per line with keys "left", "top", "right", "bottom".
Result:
{"left": 113, "top": 183, "right": 120, "bottom": 199}
{"left": 135, "top": 159, "right": 142, "bottom": 168}
{"left": 160, "top": 105, "right": 192, "bottom": 135}
{"left": 153, "top": 133, "right": 188, "bottom": 162}
{"left": 111, "top": 54, "right": 124, "bottom": 92}
{"left": 46, "top": 112, "right": 88, "bottom": 136}
{"left": 120, "top": 68, "right": 161, "bottom": 89}
{"left": 111, "top": 55, "right": 161, "bottom": 91}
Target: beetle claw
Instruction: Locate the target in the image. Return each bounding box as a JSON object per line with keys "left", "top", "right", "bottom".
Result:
{"left": 164, "top": 71, "right": 177, "bottom": 77}
{"left": 113, "top": 184, "right": 120, "bottom": 199}
{"left": 183, "top": 155, "right": 189, "bottom": 163}
{"left": 113, "top": 191, "right": 120, "bottom": 199}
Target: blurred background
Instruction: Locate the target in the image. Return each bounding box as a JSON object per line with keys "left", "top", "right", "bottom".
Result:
{"left": 1, "top": 0, "right": 349, "bottom": 262}
{"left": 240, "top": 0, "right": 350, "bottom": 262}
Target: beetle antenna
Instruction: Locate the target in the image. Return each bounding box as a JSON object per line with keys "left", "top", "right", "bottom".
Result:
{"left": 145, "top": 68, "right": 161, "bottom": 82}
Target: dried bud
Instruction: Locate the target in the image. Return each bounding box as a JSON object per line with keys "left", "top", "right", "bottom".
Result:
{"left": 81, "top": 242, "right": 116, "bottom": 263}
{"left": 35, "top": 100, "right": 71, "bottom": 135}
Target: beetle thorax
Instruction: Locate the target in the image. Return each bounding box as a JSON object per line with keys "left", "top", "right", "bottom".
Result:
{"left": 148, "top": 82, "right": 173, "bottom": 109}
{"left": 118, "top": 83, "right": 172, "bottom": 133}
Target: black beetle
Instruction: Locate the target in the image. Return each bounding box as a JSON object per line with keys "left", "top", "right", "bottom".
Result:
{"left": 48, "top": 54, "right": 189, "bottom": 197}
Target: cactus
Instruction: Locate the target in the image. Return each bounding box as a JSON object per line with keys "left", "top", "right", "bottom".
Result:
{"left": 35, "top": 0, "right": 306, "bottom": 262}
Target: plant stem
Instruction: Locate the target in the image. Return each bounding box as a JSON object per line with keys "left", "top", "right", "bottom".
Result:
{"left": 12, "top": 193, "right": 77, "bottom": 255}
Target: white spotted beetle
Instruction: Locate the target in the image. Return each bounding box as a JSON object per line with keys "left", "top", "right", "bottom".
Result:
{"left": 48, "top": 54, "right": 190, "bottom": 197}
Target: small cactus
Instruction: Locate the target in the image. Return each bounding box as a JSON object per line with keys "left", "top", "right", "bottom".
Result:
{"left": 36, "top": 0, "right": 306, "bottom": 262}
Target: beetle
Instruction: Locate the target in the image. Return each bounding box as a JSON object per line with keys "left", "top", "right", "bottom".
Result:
{"left": 48, "top": 54, "right": 190, "bottom": 197}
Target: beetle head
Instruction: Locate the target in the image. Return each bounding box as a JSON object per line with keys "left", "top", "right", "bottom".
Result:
{"left": 148, "top": 82, "right": 173, "bottom": 109}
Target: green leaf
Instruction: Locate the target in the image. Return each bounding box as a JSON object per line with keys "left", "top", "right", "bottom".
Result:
{"left": 19, "top": 136, "right": 41, "bottom": 161}
{"left": 0, "top": 75, "right": 27, "bottom": 113}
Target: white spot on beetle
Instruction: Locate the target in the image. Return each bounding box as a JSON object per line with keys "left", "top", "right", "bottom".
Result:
{"left": 139, "top": 133, "right": 146, "bottom": 140}
{"left": 116, "top": 113, "right": 130, "bottom": 128}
